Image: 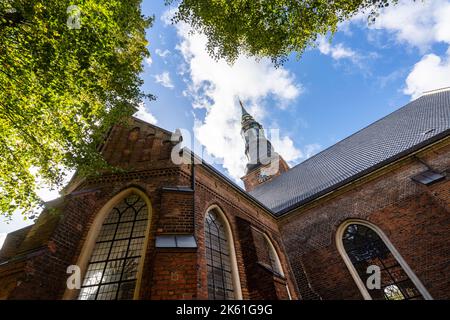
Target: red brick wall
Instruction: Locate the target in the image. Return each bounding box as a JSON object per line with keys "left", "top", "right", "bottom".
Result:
{"left": 159, "top": 190, "right": 194, "bottom": 234}
{"left": 0, "top": 119, "right": 299, "bottom": 300}
{"left": 146, "top": 249, "right": 198, "bottom": 300}
{"left": 279, "top": 142, "right": 450, "bottom": 300}
{"left": 235, "top": 217, "right": 290, "bottom": 300}
{"left": 192, "top": 165, "right": 299, "bottom": 300}
{"left": 1, "top": 118, "right": 447, "bottom": 301}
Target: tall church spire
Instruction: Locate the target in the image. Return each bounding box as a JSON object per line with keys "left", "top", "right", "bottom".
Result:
{"left": 240, "top": 100, "right": 263, "bottom": 133}
{"left": 239, "top": 100, "right": 289, "bottom": 191}
{"left": 240, "top": 99, "right": 249, "bottom": 116}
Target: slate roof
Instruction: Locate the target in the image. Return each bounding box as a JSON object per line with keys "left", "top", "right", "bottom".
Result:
{"left": 249, "top": 89, "right": 450, "bottom": 216}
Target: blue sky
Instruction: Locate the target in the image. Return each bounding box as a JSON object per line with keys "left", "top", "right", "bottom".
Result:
{"left": 1, "top": 0, "right": 450, "bottom": 247}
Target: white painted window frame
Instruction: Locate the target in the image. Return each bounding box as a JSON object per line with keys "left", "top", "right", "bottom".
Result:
{"left": 63, "top": 187, "right": 153, "bottom": 300}
{"left": 335, "top": 219, "right": 432, "bottom": 300}
{"left": 205, "top": 205, "right": 243, "bottom": 300}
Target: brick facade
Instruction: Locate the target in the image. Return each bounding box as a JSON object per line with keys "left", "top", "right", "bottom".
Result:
{"left": 0, "top": 119, "right": 298, "bottom": 300}
{"left": 279, "top": 140, "right": 450, "bottom": 300}
{"left": 0, "top": 118, "right": 448, "bottom": 300}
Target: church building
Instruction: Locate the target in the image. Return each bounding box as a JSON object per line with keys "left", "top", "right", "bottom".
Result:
{"left": 0, "top": 88, "right": 449, "bottom": 300}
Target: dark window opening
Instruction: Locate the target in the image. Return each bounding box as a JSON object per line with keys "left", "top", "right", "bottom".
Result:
{"left": 411, "top": 170, "right": 445, "bottom": 185}
{"left": 342, "top": 223, "right": 424, "bottom": 300}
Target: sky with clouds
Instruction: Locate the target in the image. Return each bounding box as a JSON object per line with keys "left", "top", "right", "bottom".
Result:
{"left": 1, "top": 0, "right": 450, "bottom": 248}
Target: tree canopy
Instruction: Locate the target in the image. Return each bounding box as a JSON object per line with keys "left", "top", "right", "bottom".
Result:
{"left": 0, "top": 0, "right": 152, "bottom": 219}
{"left": 0, "top": 0, "right": 408, "bottom": 220}
{"left": 166, "top": 0, "right": 403, "bottom": 65}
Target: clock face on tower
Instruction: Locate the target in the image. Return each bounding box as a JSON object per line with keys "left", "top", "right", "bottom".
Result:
{"left": 257, "top": 173, "right": 271, "bottom": 183}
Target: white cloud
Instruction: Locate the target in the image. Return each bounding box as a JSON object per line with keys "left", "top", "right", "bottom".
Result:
{"left": 358, "top": 0, "right": 450, "bottom": 51}
{"left": 271, "top": 136, "right": 302, "bottom": 163}
{"left": 145, "top": 56, "right": 153, "bottom": 66}
{"left": 371, "top": 0, "right": 450, "bottom": 99}
{"left": 134, "top": 102, "right": 158, "bottom": 124}
{"left": 350, "top": 0, "right": 450, "bottom": 98}
{"left": 271, "top": 138, "right": 321, "bottom": 163}
{"left": 0, "top": 168, "right": 76, "bottom": 236}
{"left": 161, "top": 7, "right": 177, "bottom": 26}
{"left": 0, "top": 210, "right": 35, "bottom": 235}
{"left": 154, "top": 71, "right": 175, "bottom": 89}
{"left": 171, "top": 19, "right": 313, "bottom": 181}
{"left": 404, "top": 49, "right": 450, "bottom": 99}
{"left": 317, "top": 36, "right": 359, "bottom": 61}
{"left": 155, "top": 49, "right": 170, "bottom": 58}
{"left": 433, "top": 5, "right": 450, "bottom": 44}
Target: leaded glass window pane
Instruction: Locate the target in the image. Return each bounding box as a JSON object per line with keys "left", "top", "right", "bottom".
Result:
{"left": 342, "top": 223, "right": 424, "bottom": 300}
{"left": 78, "top": 194, "right": 148, "bottom": 300}
{"left": 205, "top": 211, "right": 235, "bottom": 300}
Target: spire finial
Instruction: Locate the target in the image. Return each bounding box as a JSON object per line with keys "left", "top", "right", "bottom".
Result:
{"left": 239, "top": 98, "right": 249, "bottom": 117}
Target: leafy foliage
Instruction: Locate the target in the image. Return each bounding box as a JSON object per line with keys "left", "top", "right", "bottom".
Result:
{"left": 166, "top": 0, "right": 405, "bottom": 65}
{"left": 0, "top": 0, "right": 152, "bottom": 218}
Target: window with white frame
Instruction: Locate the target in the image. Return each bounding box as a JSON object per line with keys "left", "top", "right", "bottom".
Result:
{"left": 205, "top": 210, "right": 235, "bottom": 300}
{"left": 78, "top": 194, "right": 148, "bottom": 300}
{"left": 340, "top": 222, "right": 425, "bottom": 300}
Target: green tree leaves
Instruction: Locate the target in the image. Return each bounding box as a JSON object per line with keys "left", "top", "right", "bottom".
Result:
{"left": 0, "top": 0, "right": 152, "bottom": 218}
{"left": 166, "top": 0, "right": 402, "bottom": 65}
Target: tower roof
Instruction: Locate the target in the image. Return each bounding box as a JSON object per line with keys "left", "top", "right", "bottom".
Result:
{"left": 240, "top": 99, "right": 250, "bottom": 117}
{"left": 240, "top": 99, "right": 256, "bottom": 126}
{"left": 239, "top": 100, "right": 278, "bottom": 174}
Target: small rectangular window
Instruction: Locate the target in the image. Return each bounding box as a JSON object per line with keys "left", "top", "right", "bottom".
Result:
{"left": 176, "top": 235, "right": 197, "bottom": 248}
{"left": 411, "top": 170, "right": 445, "bottom": 185}
{"left": 155, "top": 235, "right": 176, "bottom": 248}
{"left": 155, "top": 235, "right": 197, "bottom": 248}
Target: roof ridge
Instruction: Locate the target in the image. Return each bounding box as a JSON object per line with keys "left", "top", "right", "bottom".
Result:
{"left": 250, "top": 90, "right": 450, "bottom": 214}
{"left": 268, "top": 93, "right": 430, "bottom": 179}
{"left": 250, "top": 89, "right": 449, "bottom": 201}
{"left": 422, "top": 86, "right": 450, "bottom": 96}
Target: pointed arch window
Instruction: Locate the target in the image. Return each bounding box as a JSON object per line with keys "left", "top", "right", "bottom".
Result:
{"left": 78, "top": 194, "right": 149, "bottom": 300}
{"left": 338, "top": 221, "right": 430, "bottom": 300}
{"left": 205, "top": 210, "right": 235, "bottom": 300}
{"left": 252, "top": 228, "right": 283, "bottom": 276}
{"left": 266, "top": 239, "right": 281, "bottom": 275}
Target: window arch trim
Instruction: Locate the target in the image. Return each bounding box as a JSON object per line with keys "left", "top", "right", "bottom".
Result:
{"left": 256, "top": 228, "right": 292, "bottom": 300}
{"left": 204, "top": 205, "right": 243, "bottom": 300}
{"left": 250, "top": 226, "right": 285, "bottom": 277}
{"left": 63, "top": 187, "right": 152, "bottom": 300}
{"left": 336, "top": 219, "right": 432, "bottom": 300}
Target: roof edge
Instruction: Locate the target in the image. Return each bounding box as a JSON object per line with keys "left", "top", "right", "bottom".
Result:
{"left": 275, "top": 128, "right": 450, "bottom": 217}
{"left": 422, "top": 86, "right": 450, "bottom": 96}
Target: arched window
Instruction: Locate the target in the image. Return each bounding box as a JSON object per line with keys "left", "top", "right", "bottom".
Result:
{"left": 205, "top": 209, "right": 239, "bottom": 300}
{"left": 251, "top": 227, "right": 284, "bottom": 276}
{"left": 259, "top": 232, "right": 292, "bottom": 300}
{"left": 78, "top": 193, "right": 149, "bottom": 300}
{"left": 337, "top": 220, "right": 431, "bottom": 300}
{"left": 263, "top": 234, "right": 283, "bottom": 276}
